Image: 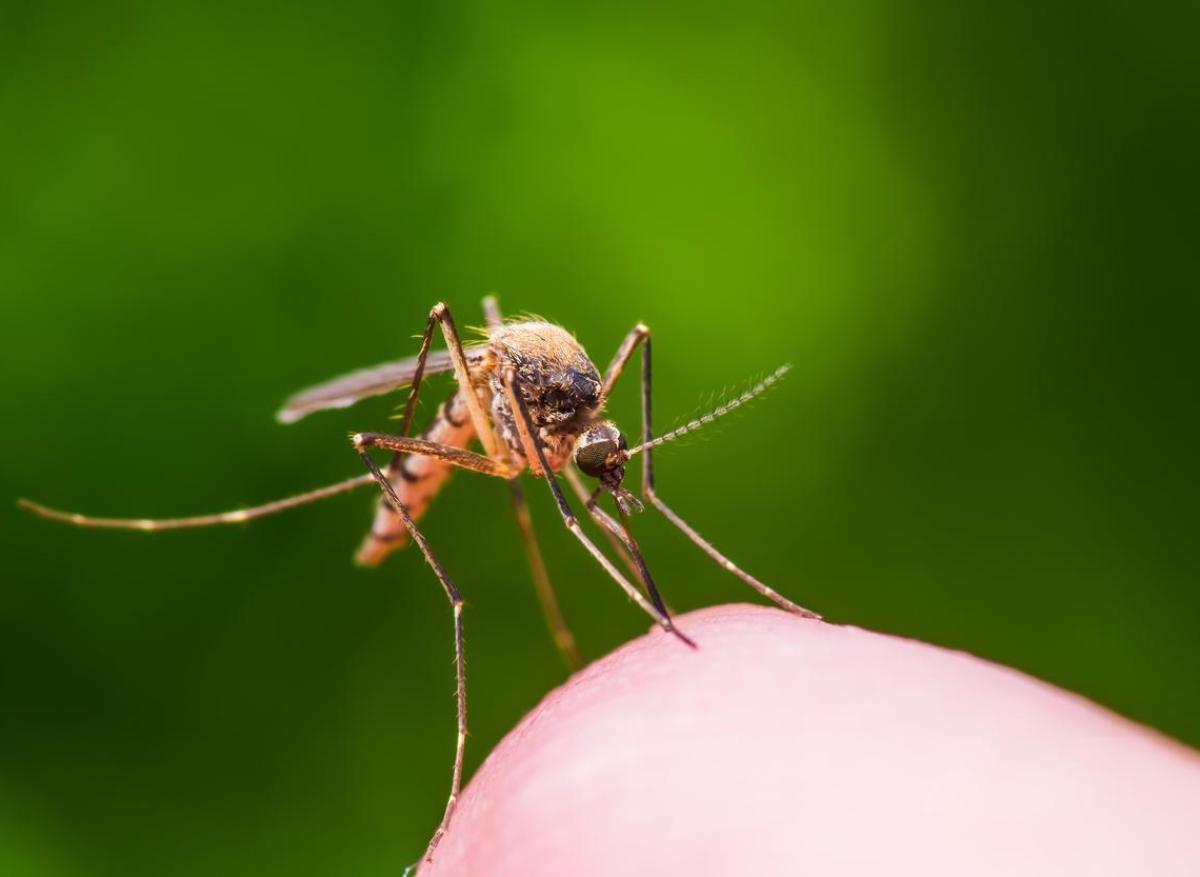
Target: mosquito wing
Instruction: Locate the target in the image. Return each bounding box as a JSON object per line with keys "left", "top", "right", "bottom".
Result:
{"left": 277, "top": 349, "right": 458, "bottom": 424}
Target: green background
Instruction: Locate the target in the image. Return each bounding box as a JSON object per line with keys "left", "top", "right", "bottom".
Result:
{"left": 3, "top": 2, "right": 1197, "bottom": 874}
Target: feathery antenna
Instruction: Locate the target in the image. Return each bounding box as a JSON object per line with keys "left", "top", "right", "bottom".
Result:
{"left": 625, "top": 364, "right": 791, "bottom": 457}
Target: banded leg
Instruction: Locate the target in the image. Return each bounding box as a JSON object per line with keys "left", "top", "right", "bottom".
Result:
{"left": 579, "top": 486, "right": 672, "bottom": 620}
{"left": 393, "top": 301, "right": 511, "bottom": 467}
{"left": 353, "top": 434, "right": 511, "bottom": 480}
{"left": 508, "top": 481, "right": 582, "bottom": 670}
{"left": 353, "top": 442, "right": 468, "bottom": 865}
{"left": 351, "top": 429, "right": 515, "bottom": 570}
{"left": 17, "top": 473, "right": 375, "bottom": 531}
{"left": 482, "top": 295, "right": 583, "bottom": 672}
{"left": 607, "top": 325, "right": 821, "bottom": 619}
{"left": 358, "top": 302, "right": 514, "bottom": 565}
{"left": 428, "top": 302, "right": 506, "bottom": 463}
{"left": 600, "top": 322, "right": 649, "bottom": 403}
{"left": 500, "top": 366, "right": 695, "bottom": 648}
{"left": 562, "top": 466, "right": 641, "bottom": 589}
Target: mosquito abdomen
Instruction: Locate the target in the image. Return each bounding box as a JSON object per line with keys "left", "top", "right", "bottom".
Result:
{"left": 355, "top": 389, "right": 476, "bottom": 567}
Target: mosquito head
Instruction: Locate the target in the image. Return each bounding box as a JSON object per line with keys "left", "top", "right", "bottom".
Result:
{"left": 574, "top": 421, "right": 629, "bottom": 484}
{"left": 573, "top": 421, "right": 641, "bottom": 513}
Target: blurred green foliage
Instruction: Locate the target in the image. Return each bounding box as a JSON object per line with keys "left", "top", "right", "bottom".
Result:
{"left": 2, "top": 1, "right": 1197, "bottom": 874}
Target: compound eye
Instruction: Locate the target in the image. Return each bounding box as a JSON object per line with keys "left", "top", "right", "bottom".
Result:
{"left": 618, "top": 432, "right": 628, "bottom": 451}
{"left": 575, "top": 439, "right": 616, "bottom": 477}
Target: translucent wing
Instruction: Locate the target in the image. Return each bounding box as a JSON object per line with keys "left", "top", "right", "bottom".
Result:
{"left": 277, "top": 349, "right": 458, "bottom": 424}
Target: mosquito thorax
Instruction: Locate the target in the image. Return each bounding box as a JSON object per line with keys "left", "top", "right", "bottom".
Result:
{"left": 574, "top": 422, "right": 629, "bottom": 486}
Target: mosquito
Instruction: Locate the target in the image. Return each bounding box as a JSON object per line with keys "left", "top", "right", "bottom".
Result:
{"left": 19, "top": 294, "right": 820, "bottom": 865}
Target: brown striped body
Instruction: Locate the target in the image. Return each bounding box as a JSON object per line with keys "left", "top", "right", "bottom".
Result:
{"left": 355, "top": 321, "right": 604, "bottom": 566}
{"left": 355, "top": 389, "right": 478, "bottom": 566}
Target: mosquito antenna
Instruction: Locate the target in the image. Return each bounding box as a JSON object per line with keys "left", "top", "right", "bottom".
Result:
{"left": 626, "top": 364, "right": 790, "bottom": 457}
{"left": 17, "top": 473, "right": 375, "bottom": 531}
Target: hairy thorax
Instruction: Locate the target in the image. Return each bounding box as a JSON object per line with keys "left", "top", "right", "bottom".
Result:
{"left": 474, "top": 321, "right": 603, "bottom": 473}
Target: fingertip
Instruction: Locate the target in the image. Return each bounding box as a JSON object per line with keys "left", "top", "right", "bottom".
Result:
{"left": 423, "top": 603, "right": 1200, "bottom": 876}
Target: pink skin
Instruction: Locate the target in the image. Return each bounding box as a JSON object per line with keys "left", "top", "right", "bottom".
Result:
{"left": 422, "top": 603, "right": 1200, "bottom": 876}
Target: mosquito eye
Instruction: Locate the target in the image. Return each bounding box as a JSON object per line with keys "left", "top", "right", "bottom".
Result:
{"left": 576, "top": 440, "right": 616, "bottom": 477}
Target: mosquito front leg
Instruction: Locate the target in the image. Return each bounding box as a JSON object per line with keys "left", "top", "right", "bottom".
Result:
{"left": 500, "top": 366, "right": 695, "bottom": 648}
{"left": 562, "top": 466, "right": 647, "bottom": 594}
{"left": 353, "top": 443, "right": 469, "bottom": 865}
{"left": 616, "top": 326, "right": 821, "bottom": 619}
{"left": 481, "top": 295, "right": 583, "bottom": 671}
{"left": 579, "top": 485, "right": 672, "bottom": 621}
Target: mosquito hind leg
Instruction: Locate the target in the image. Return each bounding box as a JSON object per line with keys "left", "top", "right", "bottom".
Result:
{"left": 354, "top": 444, "right": 469, "bottom": 864}
{"left": 508, "top": 481, "right": 583, "bottom": 671}
{"left": 578, "top": 485, "right": 673, "bottom": 621}
{"left": 563, "top": 464, "right": 678, "bottom": 618}
{"left": 17, "top": 473, "right": 376, "bottom": 531}
{"left": 562, "top": 466, "right": 641, "bottom": 589}
{"left": 611, "top": 324, "right": 821, "bottom": 619}
{"left": 500, "top": 366, "right": 694, "bottom": 648}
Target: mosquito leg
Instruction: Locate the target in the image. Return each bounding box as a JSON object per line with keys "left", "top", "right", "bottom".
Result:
{"left": 644, "top": 493, "right": 819, "bottom": 618}
{"left": 396, "top": 305, "right": 440, "bottom": 439}
{"left": 387, "top": 302, "right": 517, "bottom": 483}
{"left": 17, "top": 474, "right": 375, "bottom": 531}
{"left": 567, "top": 469, "right": 677, "bottom": 616}
{"left": 481, "top": 294, "right": 584, "bottom": 669}
{"left": 562, "top": 466, "right": 642, "bottom": 592}
{"left": 600, "top": 323, "right": 649, "bottom": 403}
{"left": 508, "top": 481, "right": 583, "bottom": 671}
{"left": 353, "top": 434, "right": 512, "bottom": 479}
{"left": 354, "top": 444, "right": 467, "bottom": 865}
{"left": 428, "top": 302, "right": 507, "bottom": 465}
{"left": 359, "top": 303, "right": 512, "bottom": 568}
{"left": 481, "top": 294, "right": 502, "bottom": 329}
{"left": 580, "top": 486, "right": 673, "bottom": 621}
{"left": 352, "top": 430, "right": 516, "bottom": 565}
{"left": 482, "top": 293, "right": 530, "bottom": 459}
{"left": 500, "top": 366, "right": 695, "bottom": 648}
{"left": 627, "top": 327, "right": 822, "bottom": 619}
